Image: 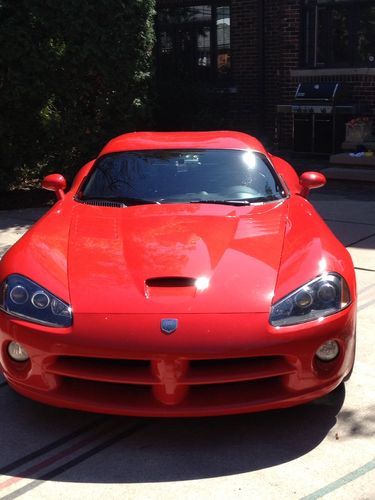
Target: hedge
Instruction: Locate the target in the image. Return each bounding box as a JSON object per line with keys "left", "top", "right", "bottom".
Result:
{"left": 0, "top": 0, "right": 155, "bottom": 191}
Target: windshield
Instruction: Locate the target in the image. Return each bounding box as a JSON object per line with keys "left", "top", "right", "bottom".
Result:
{"left": 80, "top": 149, "right": 286, "bottom": 205}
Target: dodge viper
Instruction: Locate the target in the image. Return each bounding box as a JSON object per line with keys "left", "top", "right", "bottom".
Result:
{"left": 0, "top": 131, "right": 356, "bottom": 416}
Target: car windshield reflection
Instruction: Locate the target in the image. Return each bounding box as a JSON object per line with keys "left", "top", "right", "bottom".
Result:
{"left": 79, "top": 149, "right": 286, "bottom": 206}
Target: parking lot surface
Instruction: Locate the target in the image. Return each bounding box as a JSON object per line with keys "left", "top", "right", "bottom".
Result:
{"left": 0, "top": 180, "right": 374, "bottom": 500}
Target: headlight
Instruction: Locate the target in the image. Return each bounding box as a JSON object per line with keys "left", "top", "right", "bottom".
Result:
{"left": 0, "top": 274, "right": 72, "bottom": 327}
{"left": 270, "top": 273, "right": 350, "bottom": 327}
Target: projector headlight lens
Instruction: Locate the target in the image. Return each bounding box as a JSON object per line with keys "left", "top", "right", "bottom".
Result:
{"left": 0, "top": 274, "right": 72, "bottom": 327}
{"left": 270, "top": 273, "right": 350, "bottom": 327}
{"left": 10, "top": 285, "right": 29, "bottom": 305}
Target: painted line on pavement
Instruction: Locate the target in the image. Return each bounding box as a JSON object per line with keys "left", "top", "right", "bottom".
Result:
{"left": 0, "top": 422, "right": 118, "bottom": 493}
{"left": 347, "top": 231, "right": 375, "bottom": 248}
{"left": 0, "top": 416, "right": 108, "bottom": 475}
{"left": 355, "top": 266, "right": 375, "bottom": 272}
{"left": 358, "top": 298, "right": 375, "bottom": 313}
{"left": 0, "top": 418, "right": 119, "bottom": 494}
{"left": 0, "top": 420, "right": 149, "bottom": 500}
{"left": 301, "top": 457, "right": 375, "bottom": 499}
{"left": 324, "top": 218, "right": 375, "bottom": 228}
{"left": 0, "top": 433, "right": 105, "bottom": 493}
{"left": 357, "top": 283, "right": 375, "bottom": 312}
{"left": 40, "top": 420, "right": 148, "bottom": 481}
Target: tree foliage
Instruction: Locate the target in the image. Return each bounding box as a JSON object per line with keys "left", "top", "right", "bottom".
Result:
{"left": 0, "top": 0, "right": 155, "bottom": 190}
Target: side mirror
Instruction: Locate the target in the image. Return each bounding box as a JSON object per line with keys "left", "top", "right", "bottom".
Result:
{"left": 42, "top": 174, "right": 67, "bottom": 200}
{"left": 299, "top": 171, "right": 326, "bottom": 199}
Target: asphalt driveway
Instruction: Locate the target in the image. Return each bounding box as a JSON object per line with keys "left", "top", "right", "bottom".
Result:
{"left": 0, "top": 180, "right": 374, "bottom": 500}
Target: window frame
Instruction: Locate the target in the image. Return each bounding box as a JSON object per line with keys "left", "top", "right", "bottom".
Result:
{"left": 156, "top": 2, "right": 232, "bottom": 83}
{"left": 301, "top": 0, "right": 375, "bottom": 69}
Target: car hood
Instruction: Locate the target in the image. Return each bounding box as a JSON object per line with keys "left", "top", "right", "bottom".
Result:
{"left": 68, "top": 201, "right": 288, "bottom": 313}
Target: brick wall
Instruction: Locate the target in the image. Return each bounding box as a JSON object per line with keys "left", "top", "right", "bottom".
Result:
{"left": 228, "top": 0, "right": 302, "bottom": 145}
{"left": 263, "top": 0, "right": 300, "bottom": 148}
{"left": 229, "top": 1, "right": 260, "bottom": 133}
{"left": 156, "top": 0, "right": 375, "bottom": 149}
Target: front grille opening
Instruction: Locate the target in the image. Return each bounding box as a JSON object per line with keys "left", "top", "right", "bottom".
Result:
{"left": 56, "top": 357, "right": 150, "bottom": 369}
{"left": 190, "top": 356, "right": 284, "bottom": 369}
{"left": 58, "top": 376, "right": 286, "bottom": 408}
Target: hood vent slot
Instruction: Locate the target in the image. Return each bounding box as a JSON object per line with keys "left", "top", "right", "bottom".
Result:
{"left": 146, "top": 277, "right": 196, "bottom": 288}
{"left": 75, "top": 198, "right": 126, "bottom": 208}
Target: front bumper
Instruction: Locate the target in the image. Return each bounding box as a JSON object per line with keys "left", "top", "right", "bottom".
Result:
{"left": 0, "top": 308, "right": 356, "bottom": 416}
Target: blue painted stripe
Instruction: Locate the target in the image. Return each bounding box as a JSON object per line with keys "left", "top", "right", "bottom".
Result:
{"left": 302, "top": 457, "right": 375, "bottom": 499}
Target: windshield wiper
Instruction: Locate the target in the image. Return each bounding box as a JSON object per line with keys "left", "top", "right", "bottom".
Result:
{"left": 189, "top": 196, "right": 279, "bottom": 206}
{"left": 81, "top": 196, "right": 160, "bottom": 206}
{"left": 189, "top": 199, "right": 251, "bottom": 206}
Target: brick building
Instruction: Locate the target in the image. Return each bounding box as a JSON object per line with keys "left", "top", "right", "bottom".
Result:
{"left": 155, "top": 0, "right": 375, "bottom": 151}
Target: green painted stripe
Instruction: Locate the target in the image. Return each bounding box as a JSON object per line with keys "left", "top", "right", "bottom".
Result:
{"left": 302, "top": 457, "right": 375, "bottom": 499}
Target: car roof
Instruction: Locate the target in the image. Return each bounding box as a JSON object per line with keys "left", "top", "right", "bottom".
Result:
{"left": 99, "top": 131, "right": 267, "bottom": 156}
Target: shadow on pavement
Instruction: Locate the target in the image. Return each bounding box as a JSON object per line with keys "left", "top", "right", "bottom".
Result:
{"left": 0, "top": 383, "right": 345, "bottom": 484}
{"left": 309, "top": 180, "right": 375, "bottom": 252}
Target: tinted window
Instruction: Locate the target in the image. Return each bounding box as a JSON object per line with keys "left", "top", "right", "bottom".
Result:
{"left": 157, "top": 4, "right": 231, "bottom": 81}
{"left": 302, "top": 0, "right": 375, "bottom": 68}
{"left": 81, "top": 150, "right": 285, "bottom": 205}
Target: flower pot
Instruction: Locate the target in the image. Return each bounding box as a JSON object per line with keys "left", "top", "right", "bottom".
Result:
{"left": 345, "top": 122, "right": 372, "bottom": 143}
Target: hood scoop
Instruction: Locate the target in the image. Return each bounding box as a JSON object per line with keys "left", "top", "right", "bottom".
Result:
{"left": 146, "top": 277, "right": 196, "bottom": 288}
{"left": 145, "top": 276, "right": 198, "bottom": 303}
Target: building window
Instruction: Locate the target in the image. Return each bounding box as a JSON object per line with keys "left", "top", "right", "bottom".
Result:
{"left": 302, "top": 0, "right": 375, "bottom": 68}
{"left": 156, "top": 4, "right": 231, "bottom": 81}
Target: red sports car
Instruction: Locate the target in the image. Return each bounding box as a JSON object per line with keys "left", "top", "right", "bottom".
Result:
{"left": 0, "top": 131, "right": 356, "bottom": 416}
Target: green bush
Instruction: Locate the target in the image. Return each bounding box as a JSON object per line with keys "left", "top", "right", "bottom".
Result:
{"left": 0, "top": 0, "right": 155, "bottom": 190}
